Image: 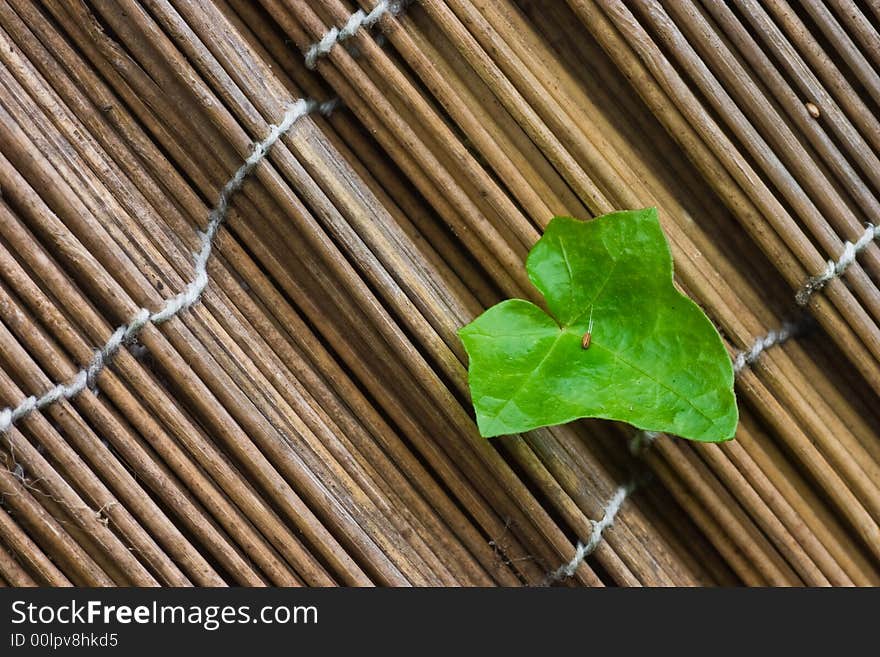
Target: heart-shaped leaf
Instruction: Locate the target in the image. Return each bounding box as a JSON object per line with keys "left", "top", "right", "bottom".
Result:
{"left": 458, "top": 208, "right": 737, "bottom": 442}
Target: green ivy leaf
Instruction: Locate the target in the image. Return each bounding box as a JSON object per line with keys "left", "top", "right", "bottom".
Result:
{"left": 458, "top": 208, "right": 737, "bottom": 442}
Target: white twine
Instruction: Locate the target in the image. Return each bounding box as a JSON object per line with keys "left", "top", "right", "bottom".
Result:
{"left": 796, "top": 223, "right": 880, "bottom": 305}
{"left": 545, "top": 482, "right": 635, "bottom": 584}
{"left": 732, "top": 321, "right": 799, "bottom": 374}
{"left": 0, "top": 98, "right": 337, "bottom": 435}
{"left": 304, "top": 0, "right": 406, "bottom": 69}
{"left": 628, "top": 430, "right": 661, "bottom": 457}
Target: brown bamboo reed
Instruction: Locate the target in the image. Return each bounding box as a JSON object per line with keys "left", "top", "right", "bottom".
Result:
{"left": 326, "top": 0, "right": 876, "bottom": 576}
{"left": 89, "top": 0, "right": 604, "bottom": 584}
{"left": 697, "top": 2, "right": 880, "bottom": 212}
{"left": 416, "top": 0, "right": 876, "bottom": 576}
{"left": 657, "top": 2, "right": 880, "bottom": 281}
{"left": 220, "top": 4, "right": 525, "bottom": 586}
{"left": 87, "top": 0, "right": 688, "bottom": 584}
{"left": 560, "top": 0, "right": 880, "bottom": 476}
{"left": 0, "top": 61, "right": 439, "bottom": 585}
{"left": 227, "top": 0, "right": 696, "bottom": 580}
{"left": 528, "top": 0, "right": 880, "bottom": 560}
{"left": 0, "top": 4, "right": 876, "bottom": 583}
{"left": 743, "top": 1, "right": 880, "bottom": 158}
{"left": 0, "top": 505, "right": 73, "bottom": 586}
{"left": 198, "top": 0, "right": 804, "bottom": 584}
{"left": 0, "top": 130, "right": 232, "bottom": 586}
{"left": 29, "top": 494, "right": 134, "bottom": 586}
{"left": 182, "top": 0, "right": 876, "bottom": 584}
{"left": 825, "top": 1, "right": 880, "bottom": 74}
{"left": 446, "top": 0, "right": 880, "bottom": 492}
{"left": 232, "top": 2, "right": 660, "bottom": 584}
{"left": 251, "top": 0, "right": 740, "bottom": 584}
{"left": 0, "top": 139, "right": 303, "bottom": 586}
{"left": 564, "top": 0, "right": 880, "bottom": 394}
{"left": 0, "top": 542, "right": 36, "bottom": 586}
{"left": 0, "top": 468, "right": 113, "bottom": 586}
{"left": 0, "top": 255, "right": 264, "bottom": 586}
{"left": 0, "top": 9, "right": 384, "bottom": 584}
{"left": 0, "top": 353, "right": 163, "bottom": 584}
{"left": 0, "top": 303, "right": 202, "bottom": 587}
{"left": 46, "top": 11, "right": 508, "bottom": 584}
{"left": 192, "top": 0, "right": 716, "bottom": 584}
{"left": 148, "top": 0, "right": 876, "bottom": 580}
{"left": 0, "top": 0, "right": 482, "bottom": 584}
{"left": 10, "top": 0, "right": 536, "bottom": 584}
{"left": 524, "top": 1, "right": 876, "bottom": 584}
{"left": 0, "top": 128, "right": 338, "bottom": 585}
{"left": 10, "top": 0, "right": 454, "bottom": 584}
{"left": 801, "top": 0, "right": 880, "bottom": 108}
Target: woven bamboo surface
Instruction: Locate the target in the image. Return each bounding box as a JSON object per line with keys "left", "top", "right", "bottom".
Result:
{"left": 0, "top": 0, "right": 878, "bottom": 586}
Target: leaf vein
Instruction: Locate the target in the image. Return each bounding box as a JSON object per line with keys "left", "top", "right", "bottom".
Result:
{"left": 590, "top": 341, "right": 715, "bottom": 423}
{"left": 566, "top": 257, "right": 619, "bottom": 328}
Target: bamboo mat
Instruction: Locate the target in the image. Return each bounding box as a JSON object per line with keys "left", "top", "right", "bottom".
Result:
{"left": 0, "top": 0, "right": 877, "bottom": 587}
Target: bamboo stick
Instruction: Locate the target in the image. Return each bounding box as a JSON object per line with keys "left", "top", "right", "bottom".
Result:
{"left": 0, "top": 542, "right": 36, "bottom": 586}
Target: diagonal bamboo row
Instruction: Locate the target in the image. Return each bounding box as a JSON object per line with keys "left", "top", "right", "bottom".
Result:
{"left": 194, "top": 0, "right": 868, "bottom": 584}
{"left": 253, "top": 0, "right": 744, "bottom": 584}
{"left": 3, "top": 0, "right": 536, "bottom": 584}
{"left": 49, "top": 0, "right": 688, "bottom": 584}
{"left": 310, "top": 0, "right": 880, "bottom": 580}
{"left": 0, "top": 0, "right": 877, "bottom": 586}
{"left": 194, "top": 0, "right": 720, "bottom": 584}
{"left": 136, "top": 0, "right": 880, "bottom": 580}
